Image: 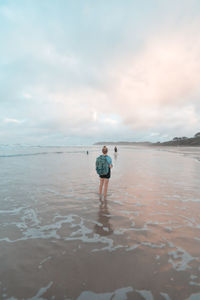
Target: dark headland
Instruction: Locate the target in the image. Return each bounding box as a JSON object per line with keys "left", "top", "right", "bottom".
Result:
{"left": 94, "top": 132, "right": 200, "bottom": 146}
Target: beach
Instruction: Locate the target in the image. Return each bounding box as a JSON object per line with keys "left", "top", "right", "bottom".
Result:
{"left": 0, "top": 145, "right": 200, "bottom": 300}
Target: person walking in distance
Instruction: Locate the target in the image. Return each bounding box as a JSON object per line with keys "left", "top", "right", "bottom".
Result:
{"left": 96, "top": 146, "right": 113, "bottom": 198}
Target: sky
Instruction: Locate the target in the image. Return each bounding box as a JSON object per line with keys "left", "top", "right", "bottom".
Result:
{"left": 1, "top": 0, "right": 200, "bottom": 145}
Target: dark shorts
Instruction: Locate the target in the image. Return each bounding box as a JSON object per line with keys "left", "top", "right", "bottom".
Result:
{"left": 100, "top": 168, "right": 111, "bottom": 179}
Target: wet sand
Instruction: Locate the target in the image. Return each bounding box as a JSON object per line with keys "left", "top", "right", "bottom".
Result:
{"left": 0, "top": 146, "right": 200, "bottom": 299}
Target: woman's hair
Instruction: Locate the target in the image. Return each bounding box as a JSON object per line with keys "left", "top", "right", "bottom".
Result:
{"left": 102, "top": 146, "right": 108, "bottom": 154}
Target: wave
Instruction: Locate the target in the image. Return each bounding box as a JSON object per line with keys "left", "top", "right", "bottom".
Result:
{"left": 0, "top": 152, "right": 58, "bottom": 157}
{"left": 0, "top": 150, "right": 90, "bottom": 158}
{"left": 155, "top": 147, "right": 200, "bottom": 163}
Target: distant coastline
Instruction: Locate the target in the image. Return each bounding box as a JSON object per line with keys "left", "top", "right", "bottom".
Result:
{"left": 94, "top": 132, "right": 200, "bottom": 147}
{"left": 94, "top": 141, "right": 152, "bottom": 146}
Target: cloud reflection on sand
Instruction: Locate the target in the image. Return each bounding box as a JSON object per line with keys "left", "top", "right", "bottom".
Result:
{"left": 0, "top": 146, "right": 200, "bottom": 299}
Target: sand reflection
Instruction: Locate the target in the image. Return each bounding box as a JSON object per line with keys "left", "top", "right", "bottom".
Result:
{"left": 114, "top": 152, "right": 118, "bottom": 160}
{"left": 1, "top": 146, "right": 200, "bottom": 299}
{"left": 94, "top": 199, "right": 113, "bottom": 236}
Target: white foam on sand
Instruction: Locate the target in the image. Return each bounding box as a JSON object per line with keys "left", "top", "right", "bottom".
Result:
{"left": 77, "top": 286, "right": 156, "bottom": 300}
{"left": 1, "top": 146, "right": 200, "bottom": 299}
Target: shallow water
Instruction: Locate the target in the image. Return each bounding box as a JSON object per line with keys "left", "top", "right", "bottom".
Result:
{"left": 0, "top": 145, "right": 200, "bottom": 300}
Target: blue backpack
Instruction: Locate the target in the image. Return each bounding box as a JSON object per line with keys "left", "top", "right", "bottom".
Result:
{"left": 96, "top": 155, "right": 109, "bottom": 176}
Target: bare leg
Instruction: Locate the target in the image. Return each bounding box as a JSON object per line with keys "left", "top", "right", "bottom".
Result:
{"left": 99, "top": 178, "right": 104, "bottom": 195}
{"left": 104, "top": 179, "right": 109, "bottom": 197}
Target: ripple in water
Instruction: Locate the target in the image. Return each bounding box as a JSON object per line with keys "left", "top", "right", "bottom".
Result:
{"left": 0, "top": 146, "right": 200, "bottom": 299}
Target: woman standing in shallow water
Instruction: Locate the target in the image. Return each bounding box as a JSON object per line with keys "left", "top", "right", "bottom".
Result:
{"left": 98, "top": 146, "right": 113, "bottom": 198}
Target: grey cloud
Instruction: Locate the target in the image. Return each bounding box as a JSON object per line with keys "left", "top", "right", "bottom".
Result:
{"left": 1, "top": 0, "right": 200, "bottom": 145}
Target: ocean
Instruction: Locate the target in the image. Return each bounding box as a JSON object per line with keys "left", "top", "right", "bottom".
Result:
{"left": 0, "top": 145, "right": 200, "bottom": 300}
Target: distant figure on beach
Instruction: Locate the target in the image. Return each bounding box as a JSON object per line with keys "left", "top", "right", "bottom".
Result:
{"left": 96, "top": 146, "right": 113, "bottom": 198}
{"left": 114, "top": 146, "right": 117, "bottom": 153}
{"left": 86, "top": 151, "right": 89, "bottom": 155}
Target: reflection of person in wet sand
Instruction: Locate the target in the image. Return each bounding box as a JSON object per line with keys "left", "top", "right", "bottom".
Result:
{"left": 94, "top": 199, "right": 113, "bottom": 236}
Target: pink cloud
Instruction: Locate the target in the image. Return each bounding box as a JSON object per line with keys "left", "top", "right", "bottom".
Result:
{"left": 106, "top": 24, "right": 200, "bottom": 133}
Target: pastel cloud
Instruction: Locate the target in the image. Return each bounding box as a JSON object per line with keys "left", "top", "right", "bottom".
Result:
{"left": 107, "top": 26, "right": 200, "bottom": 134}
{"left": 1, "top": 0, "right": 200, "bottom": 145}
{"left": 3, "top": 118, "right": 24, "bottom": 124}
